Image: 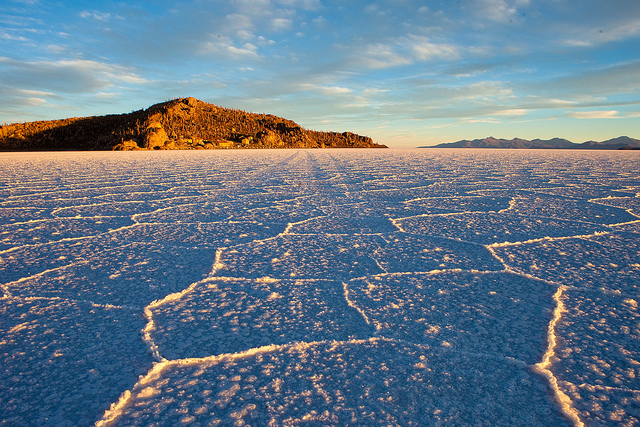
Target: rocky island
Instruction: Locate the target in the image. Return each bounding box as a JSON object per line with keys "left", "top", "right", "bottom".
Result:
{"left": 0, "top": 97, "right": 386, "bottom": 151}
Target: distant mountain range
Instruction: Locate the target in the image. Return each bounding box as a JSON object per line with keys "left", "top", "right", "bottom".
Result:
{"left": 425, "top": 136, "right": 640, "bottom": 150}
{"left": 0, "top": 97, "right": 386, "bottom": 151}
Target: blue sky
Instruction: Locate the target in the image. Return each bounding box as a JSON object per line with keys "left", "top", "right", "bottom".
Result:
{"left": 1, "top": 0, "right": 639, "bottom": 147}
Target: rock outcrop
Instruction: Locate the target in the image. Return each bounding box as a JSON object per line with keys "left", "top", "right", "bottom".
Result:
{"left": 0, "top": 97, "right": 386, "bottom": 151}
{"left": 143, "top": 122, "right": 169, "bottom": 149}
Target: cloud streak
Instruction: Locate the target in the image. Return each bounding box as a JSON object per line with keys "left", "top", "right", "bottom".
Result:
{"left": 354, "top": 35, "right": 460, "bottom": 69}
{"left": 568, "top": 111, "right": 619, "bottom": 119}
{"left": 0, "top": 58, "right": 146, "bottom": 93}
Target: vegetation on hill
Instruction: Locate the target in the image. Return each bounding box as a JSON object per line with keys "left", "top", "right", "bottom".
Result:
{"left": 0, "top": 97, "right": 386, "bottom": 151}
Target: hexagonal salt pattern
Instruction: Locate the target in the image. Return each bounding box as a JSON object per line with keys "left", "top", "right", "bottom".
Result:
{"left": 2, "top": 149, "right": 638, "bottom": 426}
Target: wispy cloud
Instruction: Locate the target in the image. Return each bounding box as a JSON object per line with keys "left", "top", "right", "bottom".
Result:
{"left": 356, "top": 36, "right": 460, "bottom": 69}
{"left": 568, "top": 110, "right": 619, "bottom": 119}
{"left": 223, "top": 13, "right": 255, "bottom": 37}
{"left": 466, "top": 0, "right": 529, "bottom": 24}
{"left": 318, "top": 86, "right": 352, "bottom": 95}
{"left": 79, "top": 10, "right": 112, "bottom": 21}
{"left": 493, "top": 109, "right": 528, "bottom": 116}
{"left": 271, "top": 18, "right": 292, "bottom": 31}
{"left": 201, "top": 35, "right": 261, "bottom": 59}
{"left": 463, "top": 117, "right": 503, "bottom": 124}
{"left": 410, "top": 36, "right": 459, "bottom": 61}
{"left": 17, "top": 89, "right": 54, "bottom": 97}
{"left": 21, "top": 96, "right": 46, "bottom": 106}
{"left": 359, "top": 43, "right": 413, "bottom": 69}
{"left": 294, "top": 83, "right": 352, "bottom": 96}
{"left": 0, "top": 57, "right": 146, "bottom": 93}
{"left": 0, "top": 31, "right": 28, "bottom": 41}
{"left": 276, "top": 0, "right": 321, "bottom": 9}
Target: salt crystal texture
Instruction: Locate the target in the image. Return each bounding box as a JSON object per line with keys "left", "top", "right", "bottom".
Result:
{"left": 1, "top": 149, "right": 639, "bottom": 426}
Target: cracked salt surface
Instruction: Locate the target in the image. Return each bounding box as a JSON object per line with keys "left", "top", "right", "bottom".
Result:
{"left": 1, "top": 149, "right": 638, "bottom": 426}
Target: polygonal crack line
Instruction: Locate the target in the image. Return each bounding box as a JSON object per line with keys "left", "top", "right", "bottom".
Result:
{"left": 95, "top": 334, "right": 537, "bottom": 427}
{"left": 141, "top": 247, "right": 226, "bottom": 363}
{"left": 344, "top": 267, "right": 582, "bottom": 425}
{"left": 532, "top": 285, "right": 585, "bottom": 427}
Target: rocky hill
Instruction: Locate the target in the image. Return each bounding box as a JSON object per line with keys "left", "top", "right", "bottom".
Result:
{"left": 0, "top": 97, "right": 386, "bottom": 151}
{"left": 426, "top": 136, "right": 640, "bottom": 150}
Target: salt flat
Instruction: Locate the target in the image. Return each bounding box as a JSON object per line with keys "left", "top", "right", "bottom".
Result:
{"left": 1, "top": 148, "right": 639, "bottom": 426}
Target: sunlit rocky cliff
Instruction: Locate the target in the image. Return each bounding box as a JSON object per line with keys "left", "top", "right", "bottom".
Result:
{"left": 0, "top": 97, "right": 386, "bottom": 151}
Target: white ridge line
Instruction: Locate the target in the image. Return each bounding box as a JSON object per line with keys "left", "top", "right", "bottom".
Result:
{"left": 1, "top": 260, "right": 90, "bottom": 287}
{"left": 0, "top": 235, "right": 98, "bottom": 255}
{"left": 496, "top": 195, "right": 520, "bottom": 213}
{"left": 487, "top": 230, "right": 611, "bottom": 249}
{"left": 342, "top": 281, "right": 373, "bottom": 328}
{"left": 392, "top": 210, "right": 500, "bottom": 222}
{"left": 1, "top": 220, "right": 185, "bottom": 256}
{"left": 50, "top": 196, "right": 200, "bottom": 216}
{"left": 104, "top": 224, "right": 139, "bottom": 235}
{"left": 1, "top": 292, "right": 140, "bottom": 311}
{"left": 131, "top": 203, "right": 198, "bottom": 223}
{"left": 349, "top": 268, "right": 507, "bottom": 283}
{"left": 395, "top": 207, "right": 624, "bottom": 229}
{"left": 280, "top": 215, "right": 328, "bottom": 235}
{"left": 370, "top": 255, "right": 388, "bottom": 274}
{"left": 532, "top": 285, "right": 585, "bottom": 427}
{"left": 610, "top": 218, "right": 640, "bottom": 227}
{"left": 484, "top": 244, "right": 512, "bottom": 272}
{"left": 0, "top": 215, "right": 133, "bottom": 228}
{"left": 587, "top": 195, "right": 639, "bottom": 209}
{"left": 403, "top": 195, "right": 486, "bottom": 203}
{"left": 203, "top": 275, "right": 336, "bottom": 283}
{"left": 388, "top": 217, "right": 405, "bottom": 232}
{"left": 482, "top": 245, "right": 573, "bottom": 289}
{"left": 0, "top": 218, "right": 50, "bottom": 227}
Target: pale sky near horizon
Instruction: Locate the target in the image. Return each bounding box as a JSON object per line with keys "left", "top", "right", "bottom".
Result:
{"left": 1, "top": 0, "right": 639, "bottom": 147}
